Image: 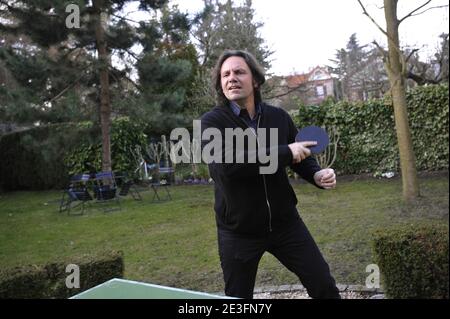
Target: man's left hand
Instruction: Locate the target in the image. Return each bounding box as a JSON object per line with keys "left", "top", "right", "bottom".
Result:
{"left": 314, "top": 168, "right": 336, "bottom": 189}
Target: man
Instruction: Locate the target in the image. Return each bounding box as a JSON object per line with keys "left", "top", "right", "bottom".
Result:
{"left": 200, "top": 50, "right": 340, "bottom": 299}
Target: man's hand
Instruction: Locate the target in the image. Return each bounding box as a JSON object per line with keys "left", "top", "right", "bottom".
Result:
{"left": 314, "top": 168, "right": 336, "bottom": 189}
{"left": 288, "top": 141, "right": 317, "bottom": 163}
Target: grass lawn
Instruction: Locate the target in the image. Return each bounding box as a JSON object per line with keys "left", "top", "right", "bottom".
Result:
{"left": 0, "top": 173, "right": 448, "bottom": 293}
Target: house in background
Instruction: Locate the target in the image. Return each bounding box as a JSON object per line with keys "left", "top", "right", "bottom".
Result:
{"left": 265, "top": 66, "right": 340, "bottom": 111}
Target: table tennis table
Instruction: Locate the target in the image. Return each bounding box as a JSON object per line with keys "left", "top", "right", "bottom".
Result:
{"left": 70, "top": 278, "right": 235, "bottom": 299}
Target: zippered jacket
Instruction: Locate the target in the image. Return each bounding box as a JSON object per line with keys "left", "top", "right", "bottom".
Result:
{"left": 200, "top": 103, "right": 323, "bottom": 236}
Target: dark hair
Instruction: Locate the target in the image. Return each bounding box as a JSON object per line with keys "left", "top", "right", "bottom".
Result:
{"left": 212, "top": 50, "right": 266, "bottom": 107}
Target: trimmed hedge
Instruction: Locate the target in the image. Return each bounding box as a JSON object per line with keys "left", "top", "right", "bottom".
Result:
{"left": 372, "top": 224, "right": 449, "bottom": 299}
{"left": 294, "top": 84, "right": 449, "bottom": 176}
{"left": 0, "top": 117, "right": 147, "bottom": 191}
{"left": 0, "top": 123, "right": 92, "bottom": 191}
{"left": 0, "top": 250, "right": 123, "bottom": 299}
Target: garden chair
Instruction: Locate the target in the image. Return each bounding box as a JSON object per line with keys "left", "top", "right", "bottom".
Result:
{"left": 150, "top": 166, "right": 174, "bottom": 202}
{"left": 115, "top": 171, "right": 142, "bottom": 201}
{"left": 59, "top": 174, "right": 93, "bottom": 215}
{"left": 93, "top": 171, "right": 121, "bottom": 212}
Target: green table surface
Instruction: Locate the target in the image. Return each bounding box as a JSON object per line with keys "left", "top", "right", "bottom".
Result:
{"left": 70, "top": 278, "right": 235, "bottom": 299}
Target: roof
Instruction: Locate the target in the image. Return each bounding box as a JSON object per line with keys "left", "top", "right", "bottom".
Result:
{"left": 284, "top": 66, "right": 332, "bottom": 87}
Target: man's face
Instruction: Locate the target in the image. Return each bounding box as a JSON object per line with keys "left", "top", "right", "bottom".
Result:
{"left": 220, "top": 56, "right": 255, "bottom": 109}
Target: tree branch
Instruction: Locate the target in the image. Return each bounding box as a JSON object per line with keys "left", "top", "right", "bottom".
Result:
{"left": 398, "top": 0, "right": 432, "bottom": 24}
{"left": 265, "top": 84, "right": 313, "bottom": 100}
{"left": 408, "top": 4, "right": 449, "bottom": 18}
{"left": 372, "top": 40, "right": 395, "bottom": 77}
{"left": 107, "top": 39, "right": 140, "bottom": 61}
{"left": 357, "top": 0, "right": 388, "bottom": 37}
{"left": 405, "top": 48, "right": 419, "bottom": 63}
{"left": 433, "top": 38, "right": 446, "bottom": 82}
{"left": 358, "top": 0, "right": 405, "bottom": 69}
{"left": 109, "top": 65, "right": 141, "bottom": 92}
{"left": 110, "top": 12, "right": 141, "bottom": 25}
{"left": 407, "top": 71, "right": 440, "bottom": 85}
{"left": 434, "top": 67, "right": 443, "bottom": 82}
{"left": 120, "top": 47, "right": 140, "bottom": 61}
{"left": 372, "top": 40, "right": 388, "bottom": 60}
{"left": 41, "top": 68, "right": 90, "bottom": 108}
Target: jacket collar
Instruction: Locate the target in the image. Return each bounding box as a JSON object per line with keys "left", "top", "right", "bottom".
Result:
{"left": 229, "top": 101, "right": 262, "bottom": 119}
{"left": 217, "top": 101, "right": 266, "bottom": 116}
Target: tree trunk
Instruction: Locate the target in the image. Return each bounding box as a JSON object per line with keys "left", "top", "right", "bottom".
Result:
{"left": 384, "top": 0, "right": 419, "bottom": 202}
{"left": 93, "top": 0, "right": 112, "bottom": 173}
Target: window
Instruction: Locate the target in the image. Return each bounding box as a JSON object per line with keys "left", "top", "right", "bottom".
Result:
{"left": 316, "top": 85, "right": 325, "bottom": 97}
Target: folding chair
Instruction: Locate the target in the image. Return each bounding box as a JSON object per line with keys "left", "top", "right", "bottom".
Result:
{"left": 150, "top": 166, "right": 174, "bottom": 202}
{"left": 59, "top": 174, "right": 93, "bottom": 215}
{"left": 115, "top": 171, "right": 142, "bottom": 201}
{"left": 93, "top": 171, "right": 121, "bottom": 212}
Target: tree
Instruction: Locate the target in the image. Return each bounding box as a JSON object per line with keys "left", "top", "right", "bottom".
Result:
{"left": 188, "top": 0, "right": 273, "bottom": 115}
{"left": 92, "top": 0, "right": 113, "bottom": 172}
{"left": 405, "top": 33, "right": 449, "bottom": 85}
{"left": 0, "top": 2, "right": 98, "bottom": 125}
{"left": 124, "top": 3, "right": 197, "bottom": 135}
{"left": 193, "top": 0, "right": 272, "bottom": 69}
{"left": 0, "top": 0, "right": 146, "bottom": 171}
{"left": 0, "top": 0, "right": 195, "bottom": 171}
{"left": 331, "top": 34, "right": 368, "bottom": 100}
{"left": 357, "top": 0, "right": 448, "bottom": 202}
{"left": 330, "top": 33, "right": 389, "bottom": 101}
{"left": 345, "top": 33, "right": 368, "bottom": 97}
{"left": 435, "top": 33, "right": 449, "bottom": 83}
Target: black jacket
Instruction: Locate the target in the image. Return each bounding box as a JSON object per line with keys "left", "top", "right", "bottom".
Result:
{"left": 200, "top": 103, "right": 322, "bottom": 236}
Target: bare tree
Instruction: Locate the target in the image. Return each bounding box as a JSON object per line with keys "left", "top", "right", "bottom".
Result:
{"left": 356, "top": 0, "right": 449, "bottom": 202}
{"left": 382, "top": 0, "right": 418, "bottom": 202}
{"left": 404, "top": 33, "right": 449, "bottom": 85}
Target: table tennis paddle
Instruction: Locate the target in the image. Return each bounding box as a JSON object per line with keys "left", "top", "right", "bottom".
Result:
{"left": 295, "top": 126, "right": 329, "bottom": 154}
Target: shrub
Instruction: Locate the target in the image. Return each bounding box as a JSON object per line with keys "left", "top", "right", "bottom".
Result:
{"left": 0, "top": 117, "right": 148, "bottom": 191}
{"left": 372, "top": 224, "right": 449, "bottom": 299}
{"left": 196, "top": 163, "right": 210, "bottom": 180}
{"left": 64, "top": 117, "right": 147, "bottom": 177}
{"left": 0, "top": 123, "right": 93, "bottom": 190}
{"left": 0, "top": 250, "right": 124, "bottom": 299}
{"left": 293, "top": 84, "right": 449, "bottom": 175}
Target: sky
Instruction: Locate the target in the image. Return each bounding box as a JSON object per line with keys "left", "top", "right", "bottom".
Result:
{"left": 169, "top": 0, "right": 449, "bottom": 76}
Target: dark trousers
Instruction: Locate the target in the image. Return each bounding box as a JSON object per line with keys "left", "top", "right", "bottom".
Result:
{"left": 218, "top": 217, "right": 340, "bottom": 299}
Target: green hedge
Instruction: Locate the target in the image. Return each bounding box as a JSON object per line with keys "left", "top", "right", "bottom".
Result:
{"left": 0, "top": 117, "right": 147, "bottom": 191}
{"left": 0, "top": 123, "right": 93, "bottom": 191}
{"left": 294, "top": 84, "right": 449, "bottom": 175}
{"left": 372, "top": 224, "right": 449, "bottom": 299}
{"left": 0, "top": 250, "right": 124, "bottom": 299}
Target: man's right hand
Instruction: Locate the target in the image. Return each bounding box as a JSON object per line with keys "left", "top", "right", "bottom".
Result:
{"left": 288, "top": 141, "right": 317, "bottom": 163}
